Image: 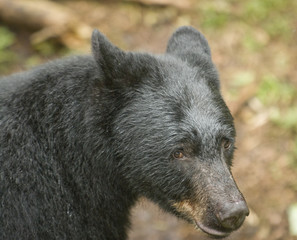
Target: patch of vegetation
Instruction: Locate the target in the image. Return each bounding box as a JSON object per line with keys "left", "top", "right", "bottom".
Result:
{"left": 243, "top": 0, "right": 285, "bottom": 22}
{"left": 201, "top": 8, "right": 230, "bottom": 29}
{"left": 34, "top": 41, "right": 58, "bottom": 57}
{"left": 270, "top": 107, "right": 297, "bottom": 132}
{"left": 257, "top": 74, "right": 297, "bottom": 131}
{"left": 241, "top": 0, "right": 294, "bottom": 40}
{"left": 257, "top": 74, "right": 297, "bottom": 168}
{"left": 0, "top": 26, "right": 17, "bottom": 73}
{"left": 199, "top": 1, "right": 231, "bottom": 30}
{"left": 33, "top": 40, "right": 70, "bottom": 58}
{"left": 257, "top": 74, "right": 296, "bottom": 106}
{"left": 232, "top": 71, "right": 255, "bottom": 87}
{"left": 29, "top": 40, "right": 70, "bottom": 69}
{"left": 265, "top": 16, "right": 291, "bottom": 40}
{"left": 242, "top": 31, "right": 266, "bottom": 52}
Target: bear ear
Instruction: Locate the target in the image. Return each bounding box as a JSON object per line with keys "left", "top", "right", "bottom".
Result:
{"left": 166, "top": 26, "right": 212, "bottom": 66}
{"left": 92, "top": 30, "right": 158, "bottom": 88}
{"left": 91, "top": 29, "right": 128, "bottom": 86}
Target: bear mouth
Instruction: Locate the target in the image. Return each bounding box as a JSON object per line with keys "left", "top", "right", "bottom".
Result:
{"left": 194, "top": 220, "right": 231, "bottom": 239}
{"left": 171, "top": 200, "right": 234, "bottom": 238}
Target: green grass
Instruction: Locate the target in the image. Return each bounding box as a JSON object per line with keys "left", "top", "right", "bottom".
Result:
{"left": 242, "top": 0, "right": 294, "bottom": 40}
{"left": 0, "top": 26, "right": 16, "bottom": 73}
{"left": 257, "top": 74, "right": 297, "bottom": 168}
{"left": 257, "top": 74, "right": 296, "bottom": 106}
{"left": 270, "top": 107, "right": 297, "bottom": 132}
{"left": 257, "top": 74, "right": 297, "bottom": 132}
{"left": 201, "top": 8, "right": 230, "bottom": 29}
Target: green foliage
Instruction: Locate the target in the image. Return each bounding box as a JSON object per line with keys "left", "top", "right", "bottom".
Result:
{"left": 242, "top": 0, "right": 293, "bottom": 40}
{"left": 199, "top": 1, "right": 231, "bottom": 30}
{"left": 231, "top": 71, "right": 255, "bottom": 87}
{"left": 0, "top": 26, "right": 16, "bottom": 73}
{"left": 0, "top": 27, "right": 15, "bottom": 49}
{"left": 201, "top": 8, "right": 230, "bottom": 29}
{"left": 33, "top": 41, "right": 64, "bottom": 57}
{"left": 24, "top": 55, "right": 43, "bottom": 69}
{"left": 242, "top": 34, "right": 262, "bottom": 52}
{"left": 270, "top": 107, "right": 297, "bottom": 132}
{"left": 31, "top": 41, "right": 70, "bottom": 68}
{"left": 265, "top": 17, "right": 291, "bottom": 39}
{"left": 257, "top": 74, "right": 297, "bottom": 168}
{"left": 257, "top": 74, "right": 296, "bottom": 106}
{"left": 243, "top": 0, "right": 285, "bottom": 22}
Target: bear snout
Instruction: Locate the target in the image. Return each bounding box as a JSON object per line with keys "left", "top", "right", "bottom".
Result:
{"left": 216, "top": 200, "right": 249, "bottom": 230}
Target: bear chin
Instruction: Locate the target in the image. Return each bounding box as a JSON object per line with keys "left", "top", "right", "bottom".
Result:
{"left": 171, "top": 200, "right": 233, "bottom": 239}
{"left": 194, "top": 220, "right": 232, "bottom": 239}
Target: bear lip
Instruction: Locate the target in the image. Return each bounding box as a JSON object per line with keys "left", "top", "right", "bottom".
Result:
{"left": 194, "top": 220, "right": 231, "bottom": 239}
{"left": 171, "top": 200, "right": 232, "bottom": 238}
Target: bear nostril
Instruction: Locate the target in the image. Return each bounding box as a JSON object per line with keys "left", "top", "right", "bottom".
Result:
{"left": 217, "top": 201, "right": 249, "bottom": 230}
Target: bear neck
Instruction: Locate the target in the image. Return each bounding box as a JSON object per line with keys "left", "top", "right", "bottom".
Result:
{"left": 56, "top": 125, "right": 138, "bottom": 239}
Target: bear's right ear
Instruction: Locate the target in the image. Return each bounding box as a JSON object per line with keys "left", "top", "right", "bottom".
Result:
{"left": 91, "top": 29, "right": 128, "bottom": 85}
{"left": 166, "top": 26, "right": 212, "bottom": 67}
{"left": 92, "top": 30, "right": 158, "bottom": 88}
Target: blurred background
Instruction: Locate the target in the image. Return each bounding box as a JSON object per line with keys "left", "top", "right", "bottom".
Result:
{"left": 0, "top": 0, "right": 296, "bottom": 239}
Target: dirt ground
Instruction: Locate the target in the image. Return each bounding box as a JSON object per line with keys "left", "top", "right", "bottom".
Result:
{"left": 1, "top": 0, "right": 297, "bottom": 239}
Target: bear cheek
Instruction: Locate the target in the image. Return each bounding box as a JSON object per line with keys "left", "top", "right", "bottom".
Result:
{"left": 171, "top": 199, "right": 206, "bottom": 225}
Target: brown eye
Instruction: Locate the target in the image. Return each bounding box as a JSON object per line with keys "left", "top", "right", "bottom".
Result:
{"left": 223, "top": 139, "right": 232, "bottom": 150}
{"left": 173, "top": 150, "right": 184, "bottom": 159}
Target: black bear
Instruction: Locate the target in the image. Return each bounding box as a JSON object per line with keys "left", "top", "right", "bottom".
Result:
{"left": 0, "top": 26, "right": 249, "bottom": 239}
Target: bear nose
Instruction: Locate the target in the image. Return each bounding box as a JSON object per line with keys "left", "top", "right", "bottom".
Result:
{"left": 217, "top": 201, "right": 249, "bottom": 230}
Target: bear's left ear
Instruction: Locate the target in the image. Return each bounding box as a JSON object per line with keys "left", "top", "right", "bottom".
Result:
{"left": 166, "top": 26, "right": 212, "bottom": 67}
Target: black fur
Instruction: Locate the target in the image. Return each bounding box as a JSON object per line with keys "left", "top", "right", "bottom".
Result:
{"left": 0, "top": 26, "right": 248, "bottom": 239}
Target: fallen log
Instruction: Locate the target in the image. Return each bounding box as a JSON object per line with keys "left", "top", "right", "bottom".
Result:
{"left": 0, "top": 0, "right": 92, "bottom": 48}
{"left": 124, "top": 0, "right": 191, "bottom": 9}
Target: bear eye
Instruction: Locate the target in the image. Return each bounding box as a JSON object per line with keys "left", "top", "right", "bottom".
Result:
{"left": 222, "top": 138, "right": 232, "bottom": 150}
{"left": 173, "top": 150, "right": 185, "bottom": 159}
